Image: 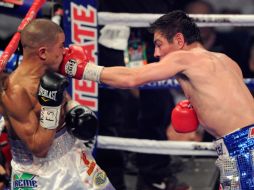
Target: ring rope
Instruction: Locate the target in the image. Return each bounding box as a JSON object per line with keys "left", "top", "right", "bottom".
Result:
{"left": 97, "top": 136, "right": 217, "bottom": 156}
{"left": 98, "top": 12, "right": 254, "bottom": 27}
{"left": 0, "top": 0, "right": 46, "bottom": 72}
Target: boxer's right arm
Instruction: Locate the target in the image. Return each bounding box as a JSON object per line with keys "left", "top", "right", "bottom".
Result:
{"left": 2, "top": 86, "right": 53, "bottom": 157}
{"left": 1, "top": 72, "right": 68, "bottom": 157}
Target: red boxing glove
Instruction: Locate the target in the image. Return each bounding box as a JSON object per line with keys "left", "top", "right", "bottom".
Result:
{"left": 60, "top": 45, "right": 104, "bottom": 82}
{"left": 171, "top": 100, "right": 199, "bottom": 133}
{"left": 60, "top": 45, "right": 88, "bottom": 79}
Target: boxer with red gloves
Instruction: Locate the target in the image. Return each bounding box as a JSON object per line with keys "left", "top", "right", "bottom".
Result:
{"left": 171, "top": 100, "right": 199, "bottom": 133}
{"left": 60, "top": 45, "right": 104, "bottom": 82}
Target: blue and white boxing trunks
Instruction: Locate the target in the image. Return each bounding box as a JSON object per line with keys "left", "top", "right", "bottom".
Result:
{"left": 214, "top": 124, "right": 254, "bottom": 190}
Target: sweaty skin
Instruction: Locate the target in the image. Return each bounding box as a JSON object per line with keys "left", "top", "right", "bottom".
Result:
{"left": 100, "top": 32, "right": 254, "bottom": 138}
{"left": 0, "top": 32, "right": 68, "bottom": 157}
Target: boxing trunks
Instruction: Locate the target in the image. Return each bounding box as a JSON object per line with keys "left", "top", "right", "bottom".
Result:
{"left": 9, "top": 127, "right": 115, "bottom": 190}
{"left": 214, "top": 124, "right": 254, "bottom": 190}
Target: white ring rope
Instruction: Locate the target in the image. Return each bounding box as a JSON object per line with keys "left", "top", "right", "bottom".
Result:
{"left": 97, "top": 136, "right": 217, "bottom": 156}
{"left": 98, "top": 12, "right": 254, "bottom": 27}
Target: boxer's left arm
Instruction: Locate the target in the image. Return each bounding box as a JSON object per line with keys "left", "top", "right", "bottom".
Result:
{"left": 65, "top": 100, "right": 98, "bottom": 141}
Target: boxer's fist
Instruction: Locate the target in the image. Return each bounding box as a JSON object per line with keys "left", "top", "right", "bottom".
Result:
{"left": 38, "top": 71, "right": 69, "bottom": 129}
{"left": 171, "top": 100, "right": 199, "bottom": 133}
{"left": 65, "top": 101, "right": 98, "bottom": 140}
{"left": 60, "top": 45, "right": 88, "bottom": 79}
{"left": 60, "top": 45, "right": 103, "bottom": 82}
{"left": 38, "top": 71, "right": 69, "bottom": 107}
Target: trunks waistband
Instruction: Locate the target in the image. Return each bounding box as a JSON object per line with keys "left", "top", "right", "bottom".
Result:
{"left": 10, "top": 127, "right": 76, "bottom": 164}
{"left": 214, "top": 124, "right": 254, "bottom": 156}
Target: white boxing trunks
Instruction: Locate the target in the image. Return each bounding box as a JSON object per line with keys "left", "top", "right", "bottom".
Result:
{"left": 214, "top": 124, "right": 254, "bottom": 190}
{"left": 9, "top": 128, "right": 115, "bottom": 190}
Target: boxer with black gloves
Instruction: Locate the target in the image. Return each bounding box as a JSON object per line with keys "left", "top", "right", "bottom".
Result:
{"left": 65, "top": 100, "right": 98, "bottom": 140}
{"left": 38, "top": 71, "right": 69, "bottom": 130}
{"left": 0, "top": 19, "right": 115, "bottom": 190}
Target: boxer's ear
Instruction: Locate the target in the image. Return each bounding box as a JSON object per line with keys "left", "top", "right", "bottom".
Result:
{"left": 173, "top": 33, "right": 185, "bottom": 49}
{"left": 38, "top": 46, "right": 47, "bottom": 60}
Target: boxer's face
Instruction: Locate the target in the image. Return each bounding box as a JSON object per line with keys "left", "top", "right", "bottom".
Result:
{"left": 153, "top": 31, "right": 179, "bottom": 60}
{"left": 47, "top": 33, "right": 65, "bottom": 71}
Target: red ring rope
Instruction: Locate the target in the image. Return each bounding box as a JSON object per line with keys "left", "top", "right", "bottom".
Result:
{"left": 0, "top": 0, "right": 46, "bottom": 72}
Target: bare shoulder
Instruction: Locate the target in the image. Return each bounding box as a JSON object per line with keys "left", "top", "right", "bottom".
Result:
{"left": 4, "top": 84, "right": 28, "bottom": 100}
{"left": 212, "top": 51, "right": 243, "bottom": 76}
{"left": 166, "top": 50, "right": 202, "bottom": 66}
{"left": 213, "top": 52, "right": 229, "bottom": 59}
{"left": 162, "top": 50, "right": 193, "bottom": 63}
{"left": 169, "top": 50, "right": 192, "bottom": 58}
{"left": 2, "top": 84, "right": 32, "bottom": 121}
{"left": 213, "top": 52, "right": 239, "bottom": 65}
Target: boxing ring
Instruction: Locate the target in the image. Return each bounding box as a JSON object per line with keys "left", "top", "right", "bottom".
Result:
{"left": 1, "top": 0, "right": 254, "bottom": 159}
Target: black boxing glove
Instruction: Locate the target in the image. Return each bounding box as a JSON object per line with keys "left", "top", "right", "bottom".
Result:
{"left": 38, "top": 71, "right": 69, "bottom": 129}
{"left": 65, "top": 100, "right": 98, "bottom": 140}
